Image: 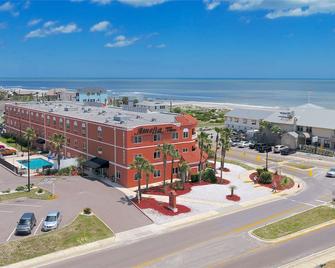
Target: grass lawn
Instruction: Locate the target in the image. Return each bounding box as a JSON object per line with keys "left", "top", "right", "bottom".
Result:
{"left": 225, "top": 158, "right": 254, "bottom": 170}
{"left": 286, "top": 162, "right": 314, "bottom": 170}
{"left": 0, "top": 188, "right": 53, "bottom": 202}
{"left": 0, "top": 136, "right": 27, "bottom": 152}
{"left": 0, "top": 214, "right": 114, "bottom": 266}
{"left": 253, "top": 206, "right": 335, "bottom": 240}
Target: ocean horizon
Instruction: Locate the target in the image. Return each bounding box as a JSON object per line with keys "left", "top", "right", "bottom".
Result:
{"left": 1, "top": 78, "right": 335, "bottom": 109}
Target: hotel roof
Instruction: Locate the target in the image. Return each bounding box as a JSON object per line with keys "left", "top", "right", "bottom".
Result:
{"left": 8, "top": 101, "right": 181, "bottom": 129}
{"left": 225, "top": 108, "right": 275, "bottom": 121}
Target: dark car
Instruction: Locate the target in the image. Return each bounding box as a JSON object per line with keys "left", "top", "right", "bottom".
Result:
{"left": 248, "top": 142, "right": 256, "bottom": 149}
{"left": 258, "top": 144, "right": 272, "bottom": 153}
{"left": 16, "top": 213, "right": 36, "bottom": 235}
{"left": 280, "top": 147, "right": 296, "bottom": 155}
{"left": 255, "top": 143, "right": 265, "bottom": 151}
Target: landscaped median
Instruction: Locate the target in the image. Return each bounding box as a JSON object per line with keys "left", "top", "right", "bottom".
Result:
{"left": 251, "top": 206, "right": 335, "bottom": 242}
{"left": 0, "top": 187, "right": 54, "bottom": 202}
{"left": 0, "top": 214, "right": 114, "bottom": 266}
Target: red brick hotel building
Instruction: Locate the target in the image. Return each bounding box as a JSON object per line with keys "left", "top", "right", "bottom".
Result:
{"left": 4, "top": 102, "right": 201, "bottom": 187}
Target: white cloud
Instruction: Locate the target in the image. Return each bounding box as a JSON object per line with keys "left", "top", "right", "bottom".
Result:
{"left": 0, "top": 1, "right": 14, "bottom": 11}
{"left": 117, "top": 0, "right": 166, "bottom": 7}
{"left": 91, "top": 0, "right": 112, "bottom": 5}
{"left": 90, "top": 20, "right": 110, "bottom": 32}
{"left": 105, "top": 35, "right": 139, "bottom": 48}
{"left": 147, "top": 43, "right": 166, "bottom": 49}
{"left": 27, "top": 18, "right": 42, "bottom": 27}
{"left": 25, "top": 22, "right": 81, "bottom": 40}
{"left": 203, "top": 0, "right": 335, "bottom": 19}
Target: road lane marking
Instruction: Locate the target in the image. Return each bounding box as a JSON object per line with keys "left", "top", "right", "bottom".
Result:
{"left": 6, "top": 227, "right": 16, "bottom": 242}
{"left": 0, "top": 203, "right": 42, "bottom": 208}
{"left": 0, "top": 210, "right": 14, "bottom": 213}
{"left": 34, "top": 219, "right": 43, "bottom": 235}
{"left": 133, "top": 205, "right": 305, "bottom": 268}
{"left": 315, "top": 199, "right": 327, "bottom": 203}
{"left": 286, "top": 198, "right": 316, "bottom": 207}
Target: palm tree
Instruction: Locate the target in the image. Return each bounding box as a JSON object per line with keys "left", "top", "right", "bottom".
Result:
{"left": 158, "top": 143, "right": 172, "bottom": 186}
{"left": 197, "top": 131, "right": 211, "bottom": 181}
{"left": 178, "top": 160, "right": 189, "bottom": 188}
{"left": 50, "top": 133, "right": 65, "bottom": 170}
{"left": 169, "top": 146, "right": 180, "bottom": 184}
{"left": 213, "top": 127, "right": 222, "bottom": 171}
{"left": 24, "top": 127, "right": 36, "bottom": 192}
{"left": 143, "top": 161, "right": 154, "bottom": 191}
{"left": 130, "top": 156, "right": 150, "bottom": 203}
{"left": 229, "top": 185, "right": 237, "bottom": 196}
{"left": 219, "top": 128, "right": 231, "bottom": 180}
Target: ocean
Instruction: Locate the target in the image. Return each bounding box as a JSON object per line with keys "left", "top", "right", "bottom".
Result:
{"left": 1, "top": 78, "right": 335, "bottom": 109}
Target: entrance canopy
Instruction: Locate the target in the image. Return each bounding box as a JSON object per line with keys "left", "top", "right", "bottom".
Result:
{"left": 83, "top": 157, "right": 109, "bottom": 169}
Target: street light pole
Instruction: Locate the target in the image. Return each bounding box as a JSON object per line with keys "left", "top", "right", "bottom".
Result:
{"left": 27, "top": 138, "right": 30, "bottom": 192}
{"left": 265, "top": 150, "right": 269, "bottom": 171}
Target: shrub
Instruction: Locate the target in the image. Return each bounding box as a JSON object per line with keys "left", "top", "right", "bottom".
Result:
{"left": 83, "top": 207, "right": 92, "bottom": 215}
{"left": 190, "top": 174, "right": 200, "bottom": 183}
{"left": 37, "top": 188, "right": 44, "bottom": 194}
{"left": 15, "top": 185, "right": 25, "bottom": 192}
{"left": 203, "top": 168, "right": 217, "bottom": 183}
{"left": 172, "top": 181, "right": 184, "bottom": 190}
{"left": 256, "top": 168, "right": 266, "bottom": 177}
{"left": 25, "top": 183, "right": 34, "bottom": 189}
{"left": 259, "top": 171, "right": 272, "bottom": 184}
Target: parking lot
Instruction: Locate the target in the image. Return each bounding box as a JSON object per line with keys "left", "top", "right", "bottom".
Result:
{"left": 0, "top": 168, "right": 152, "bottom": 244}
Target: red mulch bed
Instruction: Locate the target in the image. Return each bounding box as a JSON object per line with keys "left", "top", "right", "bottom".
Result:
{"left": 216, "top": 177, "right": 230, "bottom": 185}
{"left": 249, "top": 172, "right": 295, "bottom": 191}
{"left": 142, "top": 181, "right": 210, "bottom": 196}
{"left": 132, "top": 197, "right": 191, "bottom": 216}
{"left": 226, "top": 194, "right": 241, "bottom": 201}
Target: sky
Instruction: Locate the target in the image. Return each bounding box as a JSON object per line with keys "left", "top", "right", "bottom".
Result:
{"left": 0, "top": 0, "right": 335, "bottom": 78}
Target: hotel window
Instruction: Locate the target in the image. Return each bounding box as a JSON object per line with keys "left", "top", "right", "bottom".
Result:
{"left": 67, "top": 138, "right": 71, "bottom": 146}
{"left": 182, "top": 148, "right": 188, "bottom": 153}
{"left": 134, "top": 135, "right": 142, "bottom": 144}
{"left": 153, "top": 133, "right": 161, "bottom": 141}
{"left": 153, "top": 151, "right": 161, "bottom": 159}
{"left": 251, "top": 120, "right": 256, "bottom": 125}
{"left": 183, "top": 128, "right": 189, "bottom": 139}
{"left": 134, "top": 154, "right": 142, "bottom": 159}
{"left": 74, "top": 121, "right": 78, "bottom": 132}
{"left": 46, "top": 115, "right": 50, "bottom": 125}
{"left": 53, "top": 117, "right": 56, "bottom": 126}
{"left": 74, "top": 139, "right": 78, "bottom": 148}
{"left": 97, "top": 146, "right": 103, "bottom": 154}
{"left": 243, "top": 119, "right": 248, "bottom": 124}
{"left": 297, "top": 125, "right": 303, "bottom": 132}
{"left": 82, "top": 123, "right": 86, "bottom": 136}
{"left": 154, "top": 170, "right": 161, "bottom": 178}
{"left": 173, "top": 167, "right": 179, "bottom": 174}
{"left": 66, "top": 119, "right": 70, "bottom": 129}
{"left": 172, "top": 132, "right": 178, "bottom": 140}
{"left": 97, "top": 126, "right": 102, "bottom": 139}
{"left": 83, "top": 142, "right": 87, "bottom": 151}
{"left": 59, "top": 118, "right": 63, "bottom": 128}
{"left": 116, "top": 171, "right": 121, "bottom": 179}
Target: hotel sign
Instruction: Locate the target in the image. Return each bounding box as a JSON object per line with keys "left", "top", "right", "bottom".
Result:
{"left": 136, "top": 126, "right": 176, "bottom": 135}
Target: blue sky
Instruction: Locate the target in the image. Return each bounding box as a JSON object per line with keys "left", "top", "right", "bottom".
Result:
{"left": 0, "top": 0, "right": 335, "bottom": 78}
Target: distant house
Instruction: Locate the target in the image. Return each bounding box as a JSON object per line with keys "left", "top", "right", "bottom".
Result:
{"left": 45, "top": 88, "right": 76, "bottom": 101}
{"left": 76, "top": 88, "right": 108, "bottom": 104}
{"left": 224, "top": 108, "right": 275, "bottom": 131}
{"left": 123, "top": 100, "right": 169, "bottom": 113}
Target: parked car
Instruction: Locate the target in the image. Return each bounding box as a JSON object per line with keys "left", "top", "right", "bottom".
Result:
{"left": 280, "top": 147, "right": 295, "bottom": 155}
{"left": 230, "top": 139, "right": 240, "bottom": 147}
{"left": 42, "top": 211, "right": 61, "bottom": 232}
{"left": 274, "top": 145, "right": 286, "bottom": 153}
{"left": 237, "top": 141, "right": 249, "bottom": 148}
{"left": 0, "top": 148, "right": 16, "bottom": 156}
{"left": 258, "top": 144, "right": 272, "bottom": 153}
{"left": 16, "top": 213, "right": 36, "bottom": 235}
{"left": 248, "top": 142, "right": 256, "bottom": 149}
{"left": 326, "top": 168, "right": 335, "bottom": 178}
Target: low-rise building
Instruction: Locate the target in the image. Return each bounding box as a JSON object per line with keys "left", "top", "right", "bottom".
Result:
{"left": 75, "top": 88, "right": 108, "bottom": 104}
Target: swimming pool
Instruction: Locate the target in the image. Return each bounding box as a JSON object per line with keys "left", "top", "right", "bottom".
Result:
{"left": 18, "top": 158, "right": 53, "bottom": 170}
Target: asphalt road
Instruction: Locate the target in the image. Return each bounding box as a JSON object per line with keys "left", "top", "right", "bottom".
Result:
{"left": 45, "top": 151, "right": 335, "bottom": 268}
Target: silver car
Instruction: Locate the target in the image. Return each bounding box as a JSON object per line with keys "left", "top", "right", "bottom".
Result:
{"left": 326, "top": 168, "right": 335, "bottom": 178}
{"left": 42, "top": 211, "right": 61, "bottom": 231}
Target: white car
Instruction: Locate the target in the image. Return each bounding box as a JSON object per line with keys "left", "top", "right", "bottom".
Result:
{"left": 238, "top": 141, "right": 250, "bottom": 148}
{"left": 326, "top": 168, "right": 335, "bottom": 178}
{"left": 274, "top": 145, "right": 286, "bottom": 153}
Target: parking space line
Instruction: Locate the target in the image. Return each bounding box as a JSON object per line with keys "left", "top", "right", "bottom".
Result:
{"left": 6, "top": 227, "right": 16, "bottom": 242}
{"left": 0, "top": 210, "right": 14, "bottom": 213}
{"left": 34, "top": 219, "right": 44, "bottom": 235}
{"left": 0, "top": 203, "right": 42, "bottom": 208}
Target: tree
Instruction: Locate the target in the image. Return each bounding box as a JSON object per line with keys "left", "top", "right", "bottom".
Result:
{"left": 229, "top": 185, "right": 237, "bottom": 196}
{"left": 24, "top": 127, "right": 36, "bottom": 192}
{"left": 158, "top": 143, "right": 172, "bottom": 186}
{"left": 219, "top": 128, "right": 231, "bottom": 180}
{"left": 213, "top": 127, "right": 222, "bottom": 172}
{"left": 169, "top": 146, "right": 180, "bottom": 184}
{"left": 178, "top": 160, "right": 189, "bottom": 188}
{"left": 143, "top": 161, "right": 154, "bottom": 191}
{"left": 197, "top": 131, "right": 211, "bottom": 181}
{"left": 129, "top": 156, "right": 150, "bottom": 203}
{"left": 50, "top": 133, "right": 65, "bottom": 170}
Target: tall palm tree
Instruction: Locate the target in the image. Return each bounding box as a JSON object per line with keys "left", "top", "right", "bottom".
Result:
{"left": 169, "top": 146, "right": 180, "bottom": 184}
{"left": 143, "top": 161, "right": 154, "bottom": 191}
{"left": 50, "top": 133, "right": 66, "bottom": 170}
{"left": 219, "top": 128, "right": 231, "bottom": 180}
{"left": 24, "top": 127, "right": 36, "bottom": 192}
{"left": 178, "top": 160, "right": 189, "bottom": 188}
{"left": 130, "top": 156, "right": 150, "bottom": 203}
{"left": 158, "top": 143, "right": 172, "bottom": 186}
{"left": 213, "top": 127, "right": 222, "bottom": 171}
{"left": 197, "top": 131, "right": 211, "bottom": 181}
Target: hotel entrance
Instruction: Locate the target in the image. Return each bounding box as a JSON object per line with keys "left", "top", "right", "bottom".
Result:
{"left": 83, "top": 157, "right": 109, "bottom": 178}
